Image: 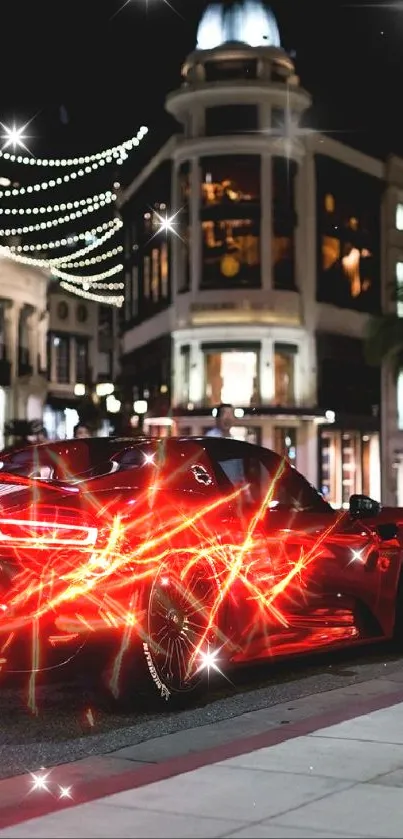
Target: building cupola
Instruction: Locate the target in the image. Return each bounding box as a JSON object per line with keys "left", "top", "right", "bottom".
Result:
{"left": 196, "top": 0, "right": 281, "bottom": 50}
{"left": 166, "top": 0, "right": 311, "bottom": 138}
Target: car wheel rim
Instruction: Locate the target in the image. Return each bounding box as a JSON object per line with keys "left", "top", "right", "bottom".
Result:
{"left": 148, "top": 563, "right": 217, "bottom": 694}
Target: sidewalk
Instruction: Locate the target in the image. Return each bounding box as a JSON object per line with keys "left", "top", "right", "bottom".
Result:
{"left": 1, "top": 698, "right": 403, "bottom": 838}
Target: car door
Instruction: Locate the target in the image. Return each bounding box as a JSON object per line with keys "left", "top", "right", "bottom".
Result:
{"left": 208, "top": 440, "right": 391, "bottom": 657}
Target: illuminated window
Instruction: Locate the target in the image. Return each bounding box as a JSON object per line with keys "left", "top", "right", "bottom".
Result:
{"left": 316, "top": 157, "right": 380, "bottom": 312}
{"left": 320, "top": 429, "right": 378, "bottom": 509}
{"left": 396, "top": 204, "right": 403, "bottom": 231}
{"left": 53, "top": 335, "right": 70, "bottom": 384}
{"left": 204, "top": 349, "right": 259, "bottom": 406}
{"left": 75, "top": 338, "right": 88, "bottom": 383}
{"left": 201, "top": 156, "right": 260, "bottom": 206}
{"left": 397, "top": 262, "right": 403, "bottom": 317}
{"left": 341, "top": 432, "right": 361, "bottom": 507}
{"left": 324, "top": 193, "right": 335, "bottom": 213}
{"left": 202, "top": 219, "right": 260, "bottom": 287}
{"left": 321, "top": 430, "right": 341, "bottom": 507}
{"left": 274, "top": 344, "right": 296, "bottom": 406}
{"left": 322, "top": 236, "right": 340, "bottom": 271}
{"left": 143, "top": 256, "right": 151, "bottom": 299}
{"left": 151, "top": 249, "right": 159, "bottom": 302}
{"left": 160, "top": 242, "right": 169, "bottom": 297}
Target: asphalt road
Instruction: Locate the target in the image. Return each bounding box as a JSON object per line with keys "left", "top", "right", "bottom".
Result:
{"left": 1, "top": 642, "right": 403, "bottom": 780}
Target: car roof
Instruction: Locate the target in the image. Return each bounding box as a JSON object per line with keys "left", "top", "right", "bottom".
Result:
{"left": 11, "top": 436, "right": 274, "bottom": 459}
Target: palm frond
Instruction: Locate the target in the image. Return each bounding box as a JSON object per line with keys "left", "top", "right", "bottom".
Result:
{"left": 365, "top": 314, "right": 403, "bottom": 370}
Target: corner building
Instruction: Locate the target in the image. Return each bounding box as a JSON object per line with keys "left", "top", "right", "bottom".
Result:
{"left": 120, "top": 0, "right": 390, "bottom": 507}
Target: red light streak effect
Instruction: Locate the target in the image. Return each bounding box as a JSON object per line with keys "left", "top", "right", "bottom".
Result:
{"left": 0, "top": 457, "right": 397, "bottom": 710}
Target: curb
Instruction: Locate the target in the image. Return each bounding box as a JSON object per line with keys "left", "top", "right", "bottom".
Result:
{"left": 2, "top": 684, "right": 403, "bottom": 830}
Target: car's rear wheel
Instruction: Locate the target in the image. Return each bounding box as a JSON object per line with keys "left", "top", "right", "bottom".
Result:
{"left": 143, "top": 557, "right": 223, "bottom": 703}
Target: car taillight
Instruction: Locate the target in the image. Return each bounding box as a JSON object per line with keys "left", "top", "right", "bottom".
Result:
{"left": 0, "top": 512, "right": 97, "bottom": 547}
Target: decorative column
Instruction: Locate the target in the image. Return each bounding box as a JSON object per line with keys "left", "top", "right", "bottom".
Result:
{"left": 4, "top": 301, "right": 21, "bottom": 382}
{"left": 26, "top": 309, "right": 38, "bottom": 376}
{"left": 190, "top": 157, "right": 201, "bottom": 297}
{"left": 3, "top": 301, "right": 21, "bottom": 421}
{"left": 37, "top": 309, "right": 49, "bottom": 374}
{"left": 171, "top": 161, "right": 181, "bottom": 303}
{"left": 296, "top": 150, "right": 316, "bottom": 331}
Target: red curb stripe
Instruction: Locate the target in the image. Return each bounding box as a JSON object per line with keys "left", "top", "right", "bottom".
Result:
{"left": 2, "top": 685, "right": 403, "bottom": 830}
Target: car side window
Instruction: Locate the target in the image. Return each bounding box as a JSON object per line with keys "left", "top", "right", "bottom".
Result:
{"left": 260, "top": 456, "right": 331, "bottom": 513}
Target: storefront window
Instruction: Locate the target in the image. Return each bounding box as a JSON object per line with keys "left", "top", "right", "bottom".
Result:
{"left": 201, "top": 218, "right": 260, "bottom": 288}
{"left": 274, "top": 344, "right": 296, "bottom": 406}
{"left": 201, "top": 156, "right": 260, "bottom": 207}
{"left": 341, "top": 432, "right": 361, "bottom": 507}
{"left": 204, "top": 349, "right": 259, "bottom": 406}
{"left": 320, "top": 429, "right": 380, "bottom": 508}
{"left": 231, "top": 426, "right": 261, "bottom": 444}
{"left": 316, "top": 156, "right": 381, "bottom": 313}
{"left": 321, "top": 430, "right": 341, "bottom": 507}
{"left": 273, "top": 427, "right": 296, "bottom": 463}
{"left": 202, "top": 425, "right": 261, "bottom": 444}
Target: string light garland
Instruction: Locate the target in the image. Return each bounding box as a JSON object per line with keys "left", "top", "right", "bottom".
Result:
{"left": 59, "top": 280, "right": 124, "bottom": 307}
{"left": 0, "top": 190, "right": 115, "bottom": 216}
{"left": 0, "top": 122, "right": 148, "bottom": 306}
{"left": 0, "top": 243, "right": 123, "bottom": 271}
{"left": 51, "top": 263, "right": 123, "bottom": 284}
{"left": 9, "top": 219, "right": 123, "bottom": 253}
{"left": 0, "top": 126, "right": 148, "bottom": 168}
{"left": 0, "top": 196, "right": 116, "bottom": 236}
{"left": 0, "top": 125, "right": 148, "bottom": 198}
{"left": 56, "top": 246, "right": 123, "bottom": 269}
{"left": 81, "top": 281, "right": 124, "bottom": 290}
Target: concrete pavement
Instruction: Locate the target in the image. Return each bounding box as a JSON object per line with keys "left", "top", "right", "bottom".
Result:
{"left": 2, "top": 687, "right": 403, "bottom": 836}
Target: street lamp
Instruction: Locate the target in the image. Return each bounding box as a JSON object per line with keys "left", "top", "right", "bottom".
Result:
{"left": 134, "top": 399, "right": 148, "bottom": 433}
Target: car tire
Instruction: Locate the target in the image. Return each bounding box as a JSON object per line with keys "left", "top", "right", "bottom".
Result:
{"left": 142, "top": 555, "right": 224, "bottom": 705}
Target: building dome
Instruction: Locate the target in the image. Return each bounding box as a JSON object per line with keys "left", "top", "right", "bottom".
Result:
{"left": 196, "top": 0, "right": 281, "bottom": 51}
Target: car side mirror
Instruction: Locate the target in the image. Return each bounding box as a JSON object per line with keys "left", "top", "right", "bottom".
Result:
{"left": 349, "top": 494, "right": 381, "bottom": 519}
{"left": 375, "top": 522, "right": 399, "bottom": 542}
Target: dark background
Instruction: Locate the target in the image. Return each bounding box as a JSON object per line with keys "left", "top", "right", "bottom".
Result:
{"left": 0, "top": 0, "right": 401, "bottom": 170}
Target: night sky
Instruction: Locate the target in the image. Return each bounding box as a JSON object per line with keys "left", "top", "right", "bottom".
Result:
{"left": 0, "top": 0, "right": 401, "bottom": 172}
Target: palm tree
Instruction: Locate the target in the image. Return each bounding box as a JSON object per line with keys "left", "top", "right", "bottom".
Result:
{"left": 365, "top": 284, "right": 403, "bottom": 374}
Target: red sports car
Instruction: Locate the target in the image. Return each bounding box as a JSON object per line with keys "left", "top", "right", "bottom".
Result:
{"left": 0, "top": 435, "right": 401, "bottom": 705}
